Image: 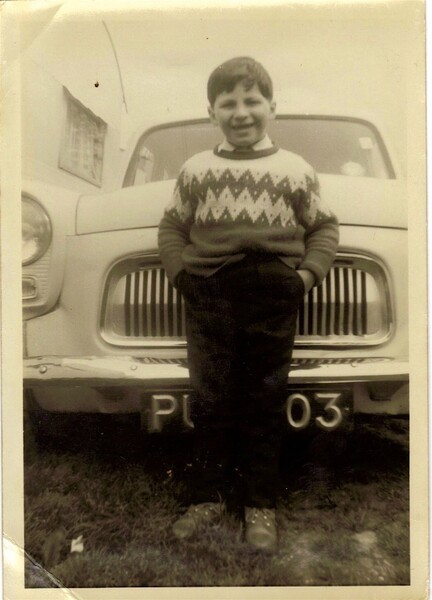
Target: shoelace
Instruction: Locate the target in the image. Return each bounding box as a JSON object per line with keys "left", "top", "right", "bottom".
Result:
{"left": 193, "top": 504, "right": 215, "bottom": 515}
{"left": 246, "top": 508, "right": 275, "bottom": 525}
{"left": 189, "top": 502, "right": 223, "bottom": 517}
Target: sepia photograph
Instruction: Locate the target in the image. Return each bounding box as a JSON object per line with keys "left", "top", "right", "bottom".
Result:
{"left": 1, "top": 0, "right": 428, "bottom": 597}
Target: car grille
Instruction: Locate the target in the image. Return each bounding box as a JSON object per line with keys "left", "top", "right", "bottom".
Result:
{"left": 102, "top": 255, "right": 391, "bottom": 347}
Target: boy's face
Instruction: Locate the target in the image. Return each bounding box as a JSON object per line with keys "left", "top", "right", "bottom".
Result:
{"left": 208, "top": 82, "right": 276, "bottom": 148}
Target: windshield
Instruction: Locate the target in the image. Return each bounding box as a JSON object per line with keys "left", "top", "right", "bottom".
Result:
{"left": 123, "top": 117, "right": 394, "bottom": 187}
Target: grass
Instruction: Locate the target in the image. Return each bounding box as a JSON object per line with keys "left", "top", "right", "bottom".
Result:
{"left": 24, "top": 412, "right": 409, "bottom": 588}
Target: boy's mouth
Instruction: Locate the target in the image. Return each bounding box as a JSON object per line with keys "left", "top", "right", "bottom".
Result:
{"left": 232, "top": 124, "right": 254, "bottom": 131}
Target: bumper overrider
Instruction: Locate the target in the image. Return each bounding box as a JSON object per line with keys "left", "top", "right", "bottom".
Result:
{"left": 24, "top": 355, "right": 409, "bottom": 432}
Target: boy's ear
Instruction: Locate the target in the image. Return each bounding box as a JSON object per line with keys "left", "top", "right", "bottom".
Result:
{"left": 208, "top": 105, "right": 218, "bottom": 125}
{"left": 269, "top": 100, "right": 276, "bottom": 119}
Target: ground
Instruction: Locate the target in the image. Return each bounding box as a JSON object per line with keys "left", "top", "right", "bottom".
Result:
{"left": 24, "top": 412, "right": 409, "bottom": 588}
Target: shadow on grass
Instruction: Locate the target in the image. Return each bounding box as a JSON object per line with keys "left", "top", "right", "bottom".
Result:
{"left": 280, "top": 414, "right": 409, "bottom": 488}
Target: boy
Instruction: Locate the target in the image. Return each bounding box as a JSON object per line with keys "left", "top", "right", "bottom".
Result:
{"left": 158, "top": 57, "right": 339, "bottom": 551}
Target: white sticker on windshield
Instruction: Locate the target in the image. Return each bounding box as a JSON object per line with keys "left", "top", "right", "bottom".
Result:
{"left": 359, "top": 136, "right": 373, "bottom": 150}
{"left": 340, "top": 162, "right": 366, "bottom": 177}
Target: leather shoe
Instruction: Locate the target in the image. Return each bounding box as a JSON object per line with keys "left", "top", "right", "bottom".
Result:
{"left": 172, "top": 502, "right": 225, "bottom": 540}
{"left": 244, "top": 507, "right": 277, "bottom": 551}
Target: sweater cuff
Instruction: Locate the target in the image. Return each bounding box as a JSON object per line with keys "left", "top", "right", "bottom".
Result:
{"left": 164, "top": 260, "right": 185, "bottom": 286}
{"left": 298, "top": 260, "right": 327, "bottom": 286}
{"left": 297, "top": 268, "right": 317, "bottom": 287}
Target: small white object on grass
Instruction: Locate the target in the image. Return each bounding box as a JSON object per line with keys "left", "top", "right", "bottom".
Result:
{"left": 70, "top": 535, "right": 84, "bottom": 553}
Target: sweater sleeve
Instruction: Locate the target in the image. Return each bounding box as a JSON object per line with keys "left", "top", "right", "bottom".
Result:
{"left": 294, "top": 168, "right": 339, "bottom": 285}
{"left": 158, "top": 167, "right": 195, "bottom": 285}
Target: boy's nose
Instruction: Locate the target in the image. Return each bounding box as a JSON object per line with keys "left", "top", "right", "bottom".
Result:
{"left": 233, "top": 104, "right": 249, "bottom": 119}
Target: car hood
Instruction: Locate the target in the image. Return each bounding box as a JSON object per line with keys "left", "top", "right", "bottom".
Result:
{"left": 76, "top": 174, "right": 406, "bottom": 234}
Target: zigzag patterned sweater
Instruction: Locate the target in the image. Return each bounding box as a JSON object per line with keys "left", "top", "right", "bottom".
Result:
{"left": 158, "top": 145, "right": 339, "bottom": 286}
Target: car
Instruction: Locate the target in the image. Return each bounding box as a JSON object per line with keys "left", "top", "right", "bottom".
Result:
{"left": 23, "top": 110, "right": 408, "bottom": 435}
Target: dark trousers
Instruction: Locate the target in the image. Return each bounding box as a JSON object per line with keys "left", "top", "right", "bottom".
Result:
{"left": 179, "top": 255, "right": 305, "bottom": 508}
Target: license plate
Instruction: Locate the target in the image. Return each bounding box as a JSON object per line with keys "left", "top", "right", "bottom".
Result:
{"left": 142, "top": 388, "right": 352, "bottom": 433}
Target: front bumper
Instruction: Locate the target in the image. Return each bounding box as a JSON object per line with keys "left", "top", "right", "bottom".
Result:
{"left": 24, "top": 355, "right": 409, "bottom": 387}
{"left": 24, "top": 355, "right": 409, "bottom": 415}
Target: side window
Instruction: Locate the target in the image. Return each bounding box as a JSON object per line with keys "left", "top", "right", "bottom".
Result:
{"left": 59, "top": 88, "right": 107, "bottom": 187}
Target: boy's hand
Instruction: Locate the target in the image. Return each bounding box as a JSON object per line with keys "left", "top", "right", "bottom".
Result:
{"left": 296, "top": 269, "right": 315, "bottom": 294}
{"left": 174, "top": 270, "right": 186, "bottom": 290}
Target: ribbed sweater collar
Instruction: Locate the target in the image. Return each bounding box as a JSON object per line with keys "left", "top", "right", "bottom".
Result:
{"left": 214, "top": 145, "right": 279, "bottom": 160}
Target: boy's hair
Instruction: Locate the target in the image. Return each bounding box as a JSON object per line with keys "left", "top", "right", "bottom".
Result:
{"left": 207, "top": 57, "right": 273, "bottom": 106}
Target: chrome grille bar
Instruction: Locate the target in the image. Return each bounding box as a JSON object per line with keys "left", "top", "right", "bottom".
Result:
{"left": 120, "top": 264, "right": 378, "bottom": 340}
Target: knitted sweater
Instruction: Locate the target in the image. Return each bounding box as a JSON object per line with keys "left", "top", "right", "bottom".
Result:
{"left": 158, "top": 145, "right": 339, "bottom": 285}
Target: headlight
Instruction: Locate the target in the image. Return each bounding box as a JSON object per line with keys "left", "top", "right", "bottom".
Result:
{"left": 22, "top": 196, "right": 52, "bottom": 265}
